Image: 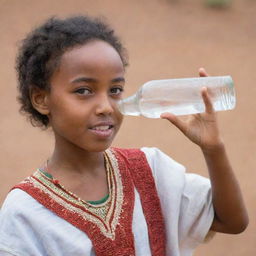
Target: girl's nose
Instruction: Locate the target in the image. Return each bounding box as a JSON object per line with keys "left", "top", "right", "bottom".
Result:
{"left": 95, "top": 94, "right": 114, "bottom": 115}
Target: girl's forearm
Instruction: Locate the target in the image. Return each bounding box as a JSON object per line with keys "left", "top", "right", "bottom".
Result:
{"left": 202, "top": 143, "right": 249, "bottom": 234}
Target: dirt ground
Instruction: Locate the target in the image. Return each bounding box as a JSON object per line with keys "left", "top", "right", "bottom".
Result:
{"left": 0, "top": 0, "right": 255, "bottom": 255}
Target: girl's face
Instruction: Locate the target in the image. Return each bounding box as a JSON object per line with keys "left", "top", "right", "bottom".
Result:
{"left": 46, "top": 40, "right": 125, "bottom": 152}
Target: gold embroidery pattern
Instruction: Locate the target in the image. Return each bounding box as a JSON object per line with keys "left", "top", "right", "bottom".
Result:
{"left": 106, "top": 149, "right": 124, "bottom": 234}
{"left": 25, "top": 149, "right": 124, "bottom": 240}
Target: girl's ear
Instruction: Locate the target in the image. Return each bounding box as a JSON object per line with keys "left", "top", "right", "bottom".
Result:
{"left": 30, "top": 88, "right": 50, "bottom": 115}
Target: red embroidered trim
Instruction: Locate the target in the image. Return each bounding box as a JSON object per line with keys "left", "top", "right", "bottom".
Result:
{"left": 12, "top": 148, "right": 165, "bottom": 256}
{"left": 31, "top": 175, "right": 110, "bottom": 230}
{"left": 12, "top": 149, "right": 136, "bottom": 256}
{"left": 113, "top": 148, "right": 166, "bottom": 256}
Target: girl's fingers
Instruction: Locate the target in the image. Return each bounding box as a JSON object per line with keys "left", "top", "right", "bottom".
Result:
{"left": 160, "top": 113, "right": 187, "bottom": 134}
{"left": 199, "top": 67, "right": 209, "bottom": 77}
{"left": 201, "top": 87, "right": 214, "bottom": 114}
{"left": 198, "top": 68, "right": 214, "bottom": 113}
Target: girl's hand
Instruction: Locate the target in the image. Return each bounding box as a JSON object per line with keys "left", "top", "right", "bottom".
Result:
{"left": 161, "top": 68, "right": 223, "bottom": 152}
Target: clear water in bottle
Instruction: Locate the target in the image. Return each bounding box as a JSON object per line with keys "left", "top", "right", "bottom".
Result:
{"left": 117, "top": 76, "right": 236, "bottom": 118}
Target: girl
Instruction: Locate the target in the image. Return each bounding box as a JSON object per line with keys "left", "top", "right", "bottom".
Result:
{"left": 0, "top": 15, "right": 248, "bottom": 256}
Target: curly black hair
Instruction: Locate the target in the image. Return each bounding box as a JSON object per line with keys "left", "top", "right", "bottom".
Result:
{"left": 16, "top": 15, "right": 128, "bottom": 128}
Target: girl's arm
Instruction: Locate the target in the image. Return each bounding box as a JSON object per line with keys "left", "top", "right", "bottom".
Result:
{"left": 161, "top": 68, "right": 249, "bottom": 234}
{"left": 201, "top": 141, "right": 248, "bottom": 233}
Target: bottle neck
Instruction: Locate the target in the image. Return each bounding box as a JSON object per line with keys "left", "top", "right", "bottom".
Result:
{"left": 117, "top": 94, "right": 140, "bottom": 116}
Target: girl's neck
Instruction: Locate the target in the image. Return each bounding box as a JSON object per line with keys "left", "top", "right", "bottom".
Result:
{"left": 47, "top": 138, "right": 105, "bottom": 177}
{"left": 44, "top": 139, "right": 109, "bottom": 202}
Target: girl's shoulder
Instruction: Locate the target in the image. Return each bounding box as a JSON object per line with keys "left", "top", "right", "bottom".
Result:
{"left": 111, "top": 146, "right": 183, "bottom": 168}
{"left": 0, "top": 188, "right": 39, "bottom": 252}
{"left": 111, "top": 147, "right": 185, "bottom": 174}
{"left": 0, "top": 188, "right": 37, "bottom": 217}
{"left": 110, "top": 146, "right": 187, "bottom": 187}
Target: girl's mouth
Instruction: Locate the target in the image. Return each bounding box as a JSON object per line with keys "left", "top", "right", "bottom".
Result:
{"left": 89, "top": 125, "right": 114, "bottom": 138}
{"left": 92, "top": 125, "right": 113, "bottom": 131}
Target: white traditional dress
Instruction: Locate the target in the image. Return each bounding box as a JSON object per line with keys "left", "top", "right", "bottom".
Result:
{"left": 0, "top": 147, "right": 214, "bottom": 256}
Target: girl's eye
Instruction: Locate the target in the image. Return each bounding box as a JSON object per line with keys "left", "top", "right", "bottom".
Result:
{"left": 75, "top": 88, "right": 92, "bottom": 95}
{"left": 110, "top": 87, "right": 124, "bottom": 95}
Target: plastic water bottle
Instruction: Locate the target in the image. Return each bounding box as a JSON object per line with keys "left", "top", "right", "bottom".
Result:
{"left": 117, "top": 76, "right": 236, "bottom": 118}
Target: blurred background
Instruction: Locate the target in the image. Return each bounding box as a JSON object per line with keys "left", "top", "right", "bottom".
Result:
{"left": 0, "top": 0, "right": 255, "bottom": 255}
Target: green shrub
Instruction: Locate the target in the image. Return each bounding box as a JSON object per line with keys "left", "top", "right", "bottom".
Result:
{"left": 205, "top": 0, "right": 232, "bottom": 8}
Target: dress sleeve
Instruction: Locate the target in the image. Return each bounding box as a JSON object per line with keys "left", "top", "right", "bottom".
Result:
{"left": 0, "top": 190, "right": 40, "bottom": 256}
{"left": 0, "top": 249, "right": 19, "bottom": 256}
{"left": 179, "top": 173, "right": 214, "bottom": 244}
{"left": 141, "top": 147, "right": 215, "bottom": 252}
{"left": 0, "top": 189, "right": 96, "bottom": 256}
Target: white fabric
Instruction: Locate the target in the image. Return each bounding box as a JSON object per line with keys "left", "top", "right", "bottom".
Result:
{"left": 141, "top": 147, "right": 214, "bottom": 255}
{"left": 0, "top": 147, "right": 214, "bottom": 256}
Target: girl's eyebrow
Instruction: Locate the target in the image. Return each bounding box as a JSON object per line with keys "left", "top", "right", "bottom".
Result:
{"left": 71, "top": 77, "right": 125, "bottom": 84}
{"left": 111, "top": 77, "right": 125, "bottom": 83}
{"left": 71, "top": 77, "right": 97, "bottom": 84}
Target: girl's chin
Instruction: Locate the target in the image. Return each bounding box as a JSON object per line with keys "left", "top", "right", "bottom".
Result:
{"left": 83, "top": 141, "right": 114, "bottom": 153}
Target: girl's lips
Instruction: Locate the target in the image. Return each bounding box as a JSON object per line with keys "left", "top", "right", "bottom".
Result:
{"left": 89, "top": 125, "right": 114, "bottom": 138}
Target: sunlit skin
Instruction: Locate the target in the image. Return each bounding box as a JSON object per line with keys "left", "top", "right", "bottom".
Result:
{"left": 32, "top": 40, "right": 125, "bottom": 201}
